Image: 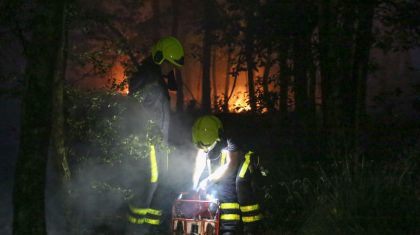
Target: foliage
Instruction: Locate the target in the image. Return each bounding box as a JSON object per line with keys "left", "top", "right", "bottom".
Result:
{"left": 255, "top": 74, "right": 281, "bottom": 113}
{"left": 64, "top": 87, "right": 171, "bottom": 232}
{"left": 262, "top": 142, "right": 420, "bottom": 234}
{"left": 60, "top": 85, "right": 176, "bottom": 234}
{"left": 375, "top": 0, "right": 420, "bottom": 52}
{"left": 65, "top": 87, "right": 169, "bottom": 163}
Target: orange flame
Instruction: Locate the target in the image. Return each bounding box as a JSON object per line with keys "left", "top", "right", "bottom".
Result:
{"left": 232, "top": 97, "right": 250, "bottom": 113}
{"left": 110, "top": 57, "right": 129, "bottom": 95}
{"left": 228, "top": 90, "right": 251, "bottom": 113}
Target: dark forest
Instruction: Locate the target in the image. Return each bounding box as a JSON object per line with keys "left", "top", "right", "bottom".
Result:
{"left": 0, "top": 0, "right": 419, "bottom": 234}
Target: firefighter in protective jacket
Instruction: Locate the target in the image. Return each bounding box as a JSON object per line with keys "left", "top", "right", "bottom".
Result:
{"left": 126, "top": 36, "right": 184, "bottom": 235}
{"left": 192, "top": 115, "right": 263, "bottom": 235}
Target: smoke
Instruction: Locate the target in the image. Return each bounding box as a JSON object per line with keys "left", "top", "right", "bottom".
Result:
{"left": 46, "top": 155, "right": 127, "bottom": 234}
{"left": 44, "top": 106, "right": 199, "bottom": 234}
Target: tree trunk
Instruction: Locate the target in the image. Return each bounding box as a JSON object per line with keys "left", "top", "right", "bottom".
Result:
{"left": 293, "top": 34, "right": 310, "bottom": 118}
{"left": 318, "top": 0, "right": 338, "bottom": 130}
{"left": 352, "top": 0, "right": 375, "bottom": 143}
{"left": 318, "top": 0, "right": 375, "bottom": 156}
{"left": 201, "top": 0, "right": 212, "bottom": 111}
{"left": 171, "top": 0, "right": 184, "bottom": 112}
{"left": 245, "top": 17, "right": 257, "bottom": 113}
{"left": 51, "top": 0, "right": 71, "bottom": 190}
{"left": 50, "top": 1, "right": 73, "bottom": 233}
{"left": 212, "top": 46, "right": 218, "bottom": 109}
{"left": 279, "top": 51, "right": 290, "bottom": 118}
{"left": 294, "top": 0, "right": 317, "bottom": 119}
{"left": 171, "top": 0, "right": 179, "bottom": 36}
{"left": 152, "top": 0, "right": 161, "bottom": 42}
{"left": 262, "top": 52, "right": 272, "bottom": 112}
{"left": 308, "top": 59, "right": 317, "bottom": 121}
{"left": 13, "top": 1, "right": 66, "bottom": 234}
{"left": 223, "top": 47, "right": 232, "bottom": 112}
{"left": 319, "top": 0, "right": 344, "bottom": 156}
{"left": 338, "top": 2, "right": 357, "bottom": 131}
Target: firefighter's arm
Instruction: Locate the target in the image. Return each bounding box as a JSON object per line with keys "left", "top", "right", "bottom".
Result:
{"left": 208, "top": 150, "right": 239, "bottom": 183}
{"left": 192, "top": 149, "right": 207, "bottom": 189}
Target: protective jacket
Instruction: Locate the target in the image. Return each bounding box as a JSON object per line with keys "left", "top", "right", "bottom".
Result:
{"left": 206, "top": 138, "right": 262, "bottom": 234}
{"left": 128, "top": 56, "right": 171, "bottom": 143}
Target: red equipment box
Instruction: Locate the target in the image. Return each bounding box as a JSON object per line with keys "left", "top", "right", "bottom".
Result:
{"left": 171, "top": 192, "right": 220, "bottom": 235}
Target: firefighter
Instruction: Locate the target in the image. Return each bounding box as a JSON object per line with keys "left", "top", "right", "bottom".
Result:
{"left": 191, "top": 115, "right": 263, "bottom": 235}
{"left": 126, "top": 36, "right": 184, "bottom": 235}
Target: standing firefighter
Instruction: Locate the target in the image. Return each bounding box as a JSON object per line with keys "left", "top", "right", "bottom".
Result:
{"left": 191, "top": 115, "right": 263, "bottom": 235}
{"left": 126, "top": 36, "right": 184, "bottom": 235}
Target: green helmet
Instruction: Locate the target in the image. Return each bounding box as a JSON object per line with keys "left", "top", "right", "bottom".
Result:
{"left": 152, "top": 36, "right": 184, "bottom": 67}
{"left": 192, "top": 115, "right": 223, "bottom": 150}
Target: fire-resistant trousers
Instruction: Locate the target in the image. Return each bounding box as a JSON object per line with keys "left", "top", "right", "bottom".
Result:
{"left": 235, "top": 151, "right": 263, "bottom": 234}
{"left": 126, "top": 144, "right": 168, "bottom": 235}
{"left": 215, "top": 178, "right": 242, "bottom": 235}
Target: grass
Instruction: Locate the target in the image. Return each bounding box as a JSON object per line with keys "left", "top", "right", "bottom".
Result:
{"left": 261, "top": 141, "right": 420, "bottom": 235}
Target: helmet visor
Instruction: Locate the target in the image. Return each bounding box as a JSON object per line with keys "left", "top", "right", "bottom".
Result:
{"left": 196, "top": 139, "right": 218, "bottom": 153}
{"left": 153, "top": 51, "right": 164, "bottom": 65}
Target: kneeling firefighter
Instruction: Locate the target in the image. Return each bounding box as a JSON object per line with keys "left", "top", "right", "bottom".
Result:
{"left": 191, "top": 115, "right": 263, "bottom": 235}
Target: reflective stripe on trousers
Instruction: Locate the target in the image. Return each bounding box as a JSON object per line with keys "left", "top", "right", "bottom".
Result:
{"left": 127, "top": 215, "right": 160, "bottom": 225}
{"left": 127, "top": 144, "right": 161, "bottom": 226}
{"left": 240, "top": 203, "right": 263, "bottom": 223}
{"left": 150, "top": 144, "right": 158, "bottom": 183}
{"left": 220, "top": 202, "right": 240, "bottom": 210}
{"left": 127, "top": 205, "right": 162, "bottom": 225}
{"left": 129, "top": 206, "right": 162, "bottom": 216}
{"left": 220, "top": 214, "right": 241, "bottom": 221}
{"left": 242, "top": 213, "right": 263, "bottom": 223}
{"left": 219, "top": 202, "right": 241, "bottom": 233}
{"left": 220, "top": 202, "right": 241, "bottom": 222}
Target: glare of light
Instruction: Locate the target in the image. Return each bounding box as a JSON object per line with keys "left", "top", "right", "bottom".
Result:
{"left": 206, "top": 190, "right": 218, "bottom": 203}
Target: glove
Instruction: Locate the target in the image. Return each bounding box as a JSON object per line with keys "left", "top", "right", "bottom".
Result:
{"left": 197, "top": 178, "right": 209, "bottom": 191}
